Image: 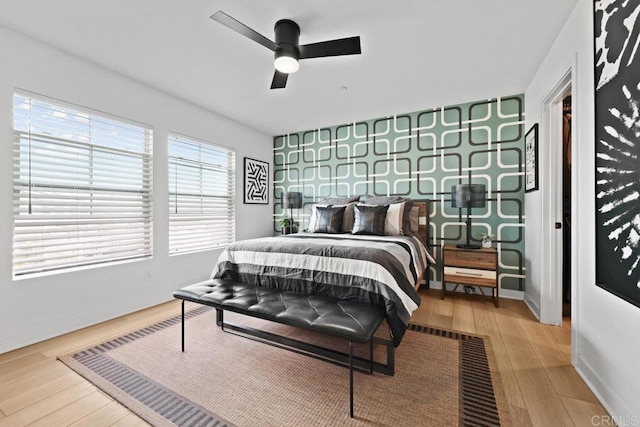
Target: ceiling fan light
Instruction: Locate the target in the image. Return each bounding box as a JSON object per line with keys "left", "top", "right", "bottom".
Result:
{"left": 274, "top": 55, "right": 299, "bottom": 74}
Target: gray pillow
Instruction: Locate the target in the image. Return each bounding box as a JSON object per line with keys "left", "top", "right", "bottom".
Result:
{"left": 361, "top": 195, "right": 413, "bottom": 235}
{"left": 352, "top": 205, "right": 389, "bottom": 235}
{"left": 317, "top": 195, "right": 360, "bottom": 205}
{"left": 401, "top": 199, "right": 414, "bottom": 235}
{"left": 361, "top": 195, "right": 405, "bottom": 205}
{"left": 409, "top": 205, "right": 420, "bottom": 233}
{"left": 338, "top": 201, "right": 357, "bottom": 233}
{"left": 309, "top": 206, "right": 346, "bottom": 233}
{"left": 307, "top": 204, "right": 328, "bottom": 231}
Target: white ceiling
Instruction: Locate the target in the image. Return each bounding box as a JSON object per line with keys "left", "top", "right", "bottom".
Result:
{"left": 0, "top": 0, "right": 578, "bottom": 135}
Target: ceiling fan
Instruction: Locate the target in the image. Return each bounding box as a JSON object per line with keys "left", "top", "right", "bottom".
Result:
{"left": 210, "top": 11, "right": 361, "bottom": 89}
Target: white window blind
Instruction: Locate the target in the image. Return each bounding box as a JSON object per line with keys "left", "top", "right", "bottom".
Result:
{"left": 12, "top": 92, "right": 153, "bottom": 277}
{"left": 169, "top": 134, "right": 235, "bottom": 254}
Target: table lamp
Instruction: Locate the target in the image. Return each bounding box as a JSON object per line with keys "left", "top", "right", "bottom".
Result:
{"left": 284, "top": 191, "right": 302, "bottom": 232}
{"left": 451, "top": 184, "right": 486, "bottom": 249}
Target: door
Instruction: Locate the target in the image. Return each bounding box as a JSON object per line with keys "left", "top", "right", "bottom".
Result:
{"left": 562, "top": 95, "right": 572, "bottom": 317}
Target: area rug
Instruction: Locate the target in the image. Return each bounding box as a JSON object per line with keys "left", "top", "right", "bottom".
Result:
{"left": 59, "top": 306, "right": 510, "bottom": 426}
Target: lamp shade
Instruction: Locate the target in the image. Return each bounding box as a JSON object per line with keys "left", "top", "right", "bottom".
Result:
{"left": 284, "top": 191, "right": 302, "bottom": 209}
{"left": 451, "top": 184, "right": 486, "bottom": 208}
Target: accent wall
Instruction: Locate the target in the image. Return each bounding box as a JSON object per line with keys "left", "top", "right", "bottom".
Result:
{"left": 273, "top": 95, "right": 525, "bottom": 292}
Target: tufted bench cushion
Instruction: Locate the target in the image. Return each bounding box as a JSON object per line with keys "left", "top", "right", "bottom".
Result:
{"left": 173, "top": 278, "right": 385, "bottom": 343}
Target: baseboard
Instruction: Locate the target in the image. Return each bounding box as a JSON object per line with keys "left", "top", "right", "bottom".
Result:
{"left": 575, "top": 353, "right": 634, "bottom": 423}
{"left": 427, "top": 280, "right": 443, "bottom": 290}
{"left": 0, "top": 294, "right": 173, "bottom": 354}
{"left": 523, "top": 293, "right": 541, "bottom": 320}
{"left": 499, "top": 289, "right": 524, "bottom": 300}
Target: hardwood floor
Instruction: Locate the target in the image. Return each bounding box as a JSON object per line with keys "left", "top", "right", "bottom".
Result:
{"left": 0, "top": 289, "right": 609, "bottom": 426}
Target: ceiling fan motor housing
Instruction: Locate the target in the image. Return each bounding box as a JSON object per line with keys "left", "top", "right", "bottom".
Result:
{"left": 274, "top": 19, "right": 300, "bottom": 61}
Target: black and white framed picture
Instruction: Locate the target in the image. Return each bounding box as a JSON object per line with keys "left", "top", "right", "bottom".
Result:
{"left": 524, "top": 124, "right": 538, "bottom": 193}
{"left": 243, "top": 157, "right": 269, "bottom": 204}
{"left": 594, "top": 0, "right": 640, "bottom": 307}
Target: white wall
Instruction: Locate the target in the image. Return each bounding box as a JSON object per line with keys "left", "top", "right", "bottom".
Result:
{"left": 0, "top": 26, "right": 273, "bottom": 354}
{"left": 525, "top": 0, "right": 640, "bottom": 418}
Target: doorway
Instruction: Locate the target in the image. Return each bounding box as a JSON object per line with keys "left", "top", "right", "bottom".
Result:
{"left": 537, "top": 66, "right": 578, "bottom": 363}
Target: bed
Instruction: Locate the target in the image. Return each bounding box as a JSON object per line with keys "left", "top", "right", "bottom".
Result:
{"left": 211, "top": 198, "right": 434, "bottom": 347}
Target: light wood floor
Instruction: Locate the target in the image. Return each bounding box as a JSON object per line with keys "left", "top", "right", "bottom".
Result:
{"left": 0, "top": 289, "right": 608, "bottom": 426}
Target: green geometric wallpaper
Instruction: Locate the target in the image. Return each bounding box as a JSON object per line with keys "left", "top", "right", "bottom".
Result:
{"left": 273, "top": 94, "right": 525, "bottom": 291}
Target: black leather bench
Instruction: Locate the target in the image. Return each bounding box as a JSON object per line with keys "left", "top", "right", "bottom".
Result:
{"left": 173, "top": 278, "right": 386, "bottom": 418}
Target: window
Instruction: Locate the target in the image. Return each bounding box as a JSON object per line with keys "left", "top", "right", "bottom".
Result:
{"left": 168, "top": 134, "right": 235, "bottom": 254}
{"left": 12, "top": 91, "right": 153, "bottom": 277}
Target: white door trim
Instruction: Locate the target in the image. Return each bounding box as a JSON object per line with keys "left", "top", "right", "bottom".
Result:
{"left": 539, "top": 69, "right": 572, "bottom": 326}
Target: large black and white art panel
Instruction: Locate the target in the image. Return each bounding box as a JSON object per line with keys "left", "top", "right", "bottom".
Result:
{"left": 244, "top": 157, "right": 269, "bottom": 204}
{"left": 594, "top": 0, "right": 640, "bottom": 307}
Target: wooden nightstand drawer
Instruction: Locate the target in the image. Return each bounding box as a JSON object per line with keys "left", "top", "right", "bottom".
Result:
{"left": 444, "top": 249, "right": 496, "bottom": 270}
{"left": 444, "top": 266, "right": 496, "bottom": 280}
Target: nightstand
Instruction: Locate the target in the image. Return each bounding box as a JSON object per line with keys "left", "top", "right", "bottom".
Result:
{"left": 442, "top": 244, "right": 499, "bottom": 307}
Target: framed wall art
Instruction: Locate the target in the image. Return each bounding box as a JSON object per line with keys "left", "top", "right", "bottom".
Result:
{"left": 594, "top": 0, "right": 640, "bottom": 307}
{"left": 243, "top": 157, "right": 269, "bottom": 204}
{"left": 524, "top": 123, "right": 538, "bottom": 193}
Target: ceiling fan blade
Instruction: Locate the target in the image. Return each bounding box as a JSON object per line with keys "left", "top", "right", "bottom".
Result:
{"left": 299, "top": 36, "right": 361, "bottom": 59}
{"left": 271, "top": 71, "right": 289, "bottom": 89}
{"left": 210, "top": 11, "right": 278, "bottom": 51}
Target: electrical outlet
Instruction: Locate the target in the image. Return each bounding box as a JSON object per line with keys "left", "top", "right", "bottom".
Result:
{"left": 144, "top": 270, "right": 151, "bottom": 282}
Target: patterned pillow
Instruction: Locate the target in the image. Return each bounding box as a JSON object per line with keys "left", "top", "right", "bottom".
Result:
{"left": 309, "top": 206, "right": 346, "bottom": 233}
{"left": 351, "top": 205, "right": 389, "bottom": 235}
{"left": 384, "top": 202, "right": 405, "bottom": 236}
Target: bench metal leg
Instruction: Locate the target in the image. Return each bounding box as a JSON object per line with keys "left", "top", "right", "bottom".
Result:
{"left": 387, "top": 334, "right": 395, "bottom": 375}
{"left": 216, "top": 309, "right": 223, "bottom": 327}
{"left": 349, "top": 340, "right": 354, "bottom": 418}
{"left": 181, "top": 300, "right": 185, "bottom": 352}
{"left": 369, "top": 339, "right": 374, "bottom": 374}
